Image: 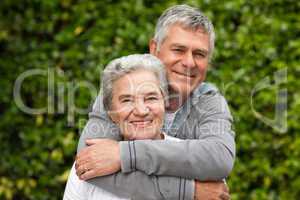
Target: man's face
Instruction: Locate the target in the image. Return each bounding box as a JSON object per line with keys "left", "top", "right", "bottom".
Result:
{"left": 150, "top": 24, "right": 210, "bottom": 100}
{"left": 108, "top": 69, "right": 165, "bottom": 140}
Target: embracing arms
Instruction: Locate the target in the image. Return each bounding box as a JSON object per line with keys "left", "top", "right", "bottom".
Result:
{"left": 120, "top": 92, "right": 235, "bottom": 180}
{"left": 75, "top": 89, "right": 234, "bottom": 199}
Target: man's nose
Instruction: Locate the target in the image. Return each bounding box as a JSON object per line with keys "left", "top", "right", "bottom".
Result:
{"left": 182, "top": 52, "right": 196, "bottom": 68}
{"left": 133, "top": 101, "right": 149, "bottom": 116}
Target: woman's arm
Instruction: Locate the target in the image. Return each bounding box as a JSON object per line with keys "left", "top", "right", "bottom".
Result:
{"left": 63, "top": 163, "right": 88, "bottom": 200}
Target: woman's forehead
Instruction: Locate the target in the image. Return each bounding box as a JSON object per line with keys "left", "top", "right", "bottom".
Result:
{"left": 113, "top": 71, "right": 163, "bottom": 99}
{"left": 113, "top": 70, "right": 161, "bottom": 90}
{"left": 115, "top": 83, "right": 162, "bottom": 98}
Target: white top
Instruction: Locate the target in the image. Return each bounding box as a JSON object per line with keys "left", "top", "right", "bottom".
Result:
{"left": 63, "top": 163, "right": 129, "bottom": 200}
{"left": 63, "top": 134, "right": 181, "bottom": 200}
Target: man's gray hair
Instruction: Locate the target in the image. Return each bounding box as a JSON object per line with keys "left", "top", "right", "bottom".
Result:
{"left": 154, "top": 4, "right": 215, "bottom": 58}
{"left": 101, "top": 54, "right": 168, "bottom": 111}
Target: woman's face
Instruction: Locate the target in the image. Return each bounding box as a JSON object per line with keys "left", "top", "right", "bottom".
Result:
{"left": 108, "top": 69, "right": 165, "bottom": 140}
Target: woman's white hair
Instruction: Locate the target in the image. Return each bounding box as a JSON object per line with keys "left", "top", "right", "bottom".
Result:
{"left": 153, "top": 4, "right": 215, "bottom": 59}
{"left": 101, "top": 54, "right": 168, "bottom": 111}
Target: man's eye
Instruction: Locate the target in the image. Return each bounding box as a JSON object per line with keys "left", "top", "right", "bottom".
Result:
{"left": 194, "top": 53, "right": 206, "bottom": 58}
{"left": 172, "top": 48, "right": 183, "bottom": 52}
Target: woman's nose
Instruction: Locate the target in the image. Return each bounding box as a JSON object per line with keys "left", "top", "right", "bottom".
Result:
{"left": 133, "top": 101, "right": 149, "bottom": 116}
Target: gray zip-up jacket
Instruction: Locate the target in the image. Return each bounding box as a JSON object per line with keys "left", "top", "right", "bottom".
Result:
{"left": 77, "top": 82, "right": 236, "bottom": 200}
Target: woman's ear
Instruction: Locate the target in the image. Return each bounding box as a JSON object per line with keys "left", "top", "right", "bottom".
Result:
{"left": 108, "top": 111, "right": 118, "bottom": 123}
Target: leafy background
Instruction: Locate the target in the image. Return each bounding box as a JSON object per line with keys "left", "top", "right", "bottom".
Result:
{"left": 0, "top": 0, "right": 299, "bottom": 199}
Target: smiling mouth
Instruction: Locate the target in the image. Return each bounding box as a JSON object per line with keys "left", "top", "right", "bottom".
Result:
{"left": 130, "top": 120, "right": 153, "bottom": 128}
{"left": 173, "top": 71, "right": 196, "bottom": 78}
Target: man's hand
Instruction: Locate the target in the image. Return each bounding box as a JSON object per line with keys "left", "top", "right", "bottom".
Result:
{"left": 75, "top": 138, "right": 121, "bottom": 180}
{"left": 194, "top": 181, "right": 230, "bottom": 200}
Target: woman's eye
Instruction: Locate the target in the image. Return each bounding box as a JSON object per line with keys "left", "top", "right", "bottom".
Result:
{"left": 146, "top": 96, "right": 158, "bottom": 101}
{"left": 121, "top": 99, "right": 132, "bottom": 103}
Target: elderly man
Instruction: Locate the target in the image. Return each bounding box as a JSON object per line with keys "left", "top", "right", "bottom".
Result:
{"left": 75, "top": 4, "right": 235, "bottom": 200}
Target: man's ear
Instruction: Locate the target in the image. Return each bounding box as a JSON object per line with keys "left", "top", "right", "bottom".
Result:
{"left": 149, "top": 39, "right": 158, "bottom": 55}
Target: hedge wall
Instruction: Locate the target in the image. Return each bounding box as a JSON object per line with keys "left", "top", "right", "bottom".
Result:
{"left": 0, "top": 0, "right": 299, "bottom": 199}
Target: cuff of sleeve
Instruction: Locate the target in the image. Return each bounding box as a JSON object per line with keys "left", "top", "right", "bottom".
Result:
{"left": 180, "top": 179, "right": 195, "bottom": 200}
{"left": 119, "top": 141, "right": 137, "bottom": 173}
{"left": 186, "top": 179, "right": 195, "bottom": 200}
{"left": 157, "top": 178, "right": 194, "bottom": 200}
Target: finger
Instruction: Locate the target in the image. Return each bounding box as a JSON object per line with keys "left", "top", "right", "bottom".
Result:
{"left": 79, "top": 169, "right": 97, "bottom": 180}
{"left": 77, "top": 146, "right": 90, "bottom": 156}
{"left": 76, "top": 147, "right": 92, "bottom": 164}
{"left": 76, "top": 164, "right": 90, "bottom": 177}
{"left": 220, "top": 192, "right": 230, "bottom": 200}
{"left": 75, "top": 157, "right": 88, "bottom": 170}
{"left": 76, "top": 150, "right": 89, "bottom": 164}
{"left": 223, "top": 183, "right": 229, "bottom": 193}
{"left": 85, "top": 138, "right": 104, "bottom": 145}
{"left": 76, "top": 155, "right": 90, "bottom": 166}
{"left": 75, "top": 165, "right": 83, "bottom": 177}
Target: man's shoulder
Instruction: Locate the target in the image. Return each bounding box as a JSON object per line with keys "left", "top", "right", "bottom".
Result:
{"left": 190, "top": 82, "right": 231, "bottom": 115}
{"left": 190, "top": 82, "right": 230, "bottom": 112}
{"left": 192, "top": 82, "right": 219, "bottom": 98}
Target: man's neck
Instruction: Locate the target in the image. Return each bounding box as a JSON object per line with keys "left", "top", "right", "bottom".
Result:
{"left": 166, "top": 89, "right": 188, "bottom": 112}
{"left": 166, "top": 97, "right": 181, "bottom": 112}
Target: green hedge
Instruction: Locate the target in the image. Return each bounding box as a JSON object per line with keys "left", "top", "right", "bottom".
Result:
{"left": 0, "top": 0, "right": 299, "bottom": 199}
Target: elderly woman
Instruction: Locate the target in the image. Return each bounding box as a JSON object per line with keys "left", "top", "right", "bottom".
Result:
{"left": 63, "top": 54, "right": 179, "bottom": 199}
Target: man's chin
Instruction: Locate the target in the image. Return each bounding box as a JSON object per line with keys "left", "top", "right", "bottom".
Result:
{"left": 171, "top": 88, "right": 194, "bottom": 100}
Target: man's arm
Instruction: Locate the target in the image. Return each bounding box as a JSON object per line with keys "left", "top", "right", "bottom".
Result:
{"left": 78, "top": 122, "right": 195, "bottom": 200}
{"left": 79, "top": 92, "right": 235, "bottom": 180}
{"left": 88, "top": 170, "right": 229, "bottom": 200}
{"left": 119, "top": 92, "right": 235, "bottom": 180}
{"left": 77, "top": 108, "right": 194, "bottom": 199}
{"left": 77, "top": 93, "right": 122, "bottom": 152}
{"left": 89, "top": 170, "right": 194, "bottom": 200}
{"left": 63, "top": 162, "right": 194, "bottom": 200}
{"left": 76, "top": 92, "right": 233, "bottom": 198}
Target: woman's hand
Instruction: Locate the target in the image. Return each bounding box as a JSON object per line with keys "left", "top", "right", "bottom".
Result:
{"left": 75, "top": 139, "right": 121, "bottom": 180}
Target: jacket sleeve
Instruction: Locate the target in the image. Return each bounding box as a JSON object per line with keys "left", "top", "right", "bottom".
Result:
{"left": 119, "top": 92, "right": 236, "bottom": 180}
{"left": 76, "top": 94, "right": 195, "bottom": 200}
{"left": 88, "top": 170, "right": 194, "bottom": 200}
